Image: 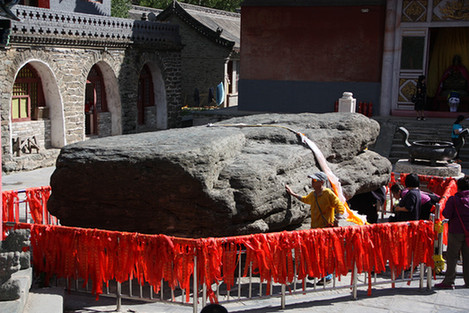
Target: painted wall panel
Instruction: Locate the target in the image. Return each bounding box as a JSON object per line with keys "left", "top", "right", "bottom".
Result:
{"left": 240, "top": 5, "right": 385, "bottom": 82}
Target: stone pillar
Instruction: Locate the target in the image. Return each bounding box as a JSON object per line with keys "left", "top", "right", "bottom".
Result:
{"left": 379, "top": 0, "right": 398, "bottom": 116}
{"left": 338, "top": 92, "right": 356, "bottom": 113}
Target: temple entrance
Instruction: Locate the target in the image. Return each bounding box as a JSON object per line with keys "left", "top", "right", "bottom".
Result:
{"left": 85, "top": 81, "right": 97, "bottom": 135}
{"left": 396, "top": 27, "right": 469, "bottom": 115}
{"left": 84, "top": 65, "right": 107, "bottom": 136}
{"left": 427, "top": 27, "right": 469, "bottom": 112}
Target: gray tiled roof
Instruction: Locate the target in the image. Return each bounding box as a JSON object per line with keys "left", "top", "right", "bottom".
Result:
{"left": 177, "top": 2, "right": 240, "bottom": 48}
{"left": 129, "top": 5, "right": 162, "bottom": 20}
{"left": 157, "top": 1, "right": 240, "bottom": 50}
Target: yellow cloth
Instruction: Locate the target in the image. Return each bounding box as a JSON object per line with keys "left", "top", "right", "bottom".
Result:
{"left": 427, "top": 28, "right": 469, "bottom": 97}
{"left": 301, "top": 188, "right": 345, "bottom": 229}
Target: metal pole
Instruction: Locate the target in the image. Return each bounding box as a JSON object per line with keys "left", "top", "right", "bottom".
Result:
{"left": 193, "top": 252, "right": 198, "bottom": 313}
{"left": 281, "top": 284, "right": 286, "bottom": 309}
{"left": 248, "top": 262, "right": 252, "bottom": 299}
{"left": 419, "top": 263, "right": 424, "bottom": 288}
{"left": 202, "top": 283, "right": 207, "bottom": 308}
{"left": 238, "top": 252, "right": 242, "bottom": 299}
{"left": 129, "top": 277, "right": 133, "bottom": 297}
{"left": 352, "top": 263, "right": 358, "bottom": 300}
{"left": 160, "top": 279, "right": 164, "bottom": 301}
{"left": 427, "top": 265, "right": 432, "bottom": 290}
{"left": 116, "top": 282, "right": 122, "bottom": 312}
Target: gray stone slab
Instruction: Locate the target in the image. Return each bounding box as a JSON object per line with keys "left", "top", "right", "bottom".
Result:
{"left": 23, "top": 287, "right": 64, "bottom": 313}
{"left": 0, "top": 268, "right": 32, "bottom": 313}
{"left": 394, "top": 159, "right": 463, "bottom": 177}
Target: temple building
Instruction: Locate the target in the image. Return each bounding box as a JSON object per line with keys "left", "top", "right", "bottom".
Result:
{"left": 1, "top": 1, "right": 183, "bottom": 173}
{"left": 155, "top": 1, "right": 240, "bottom": 108}
{"left": 239, "top": 0, "right": 469, "bottom": 117}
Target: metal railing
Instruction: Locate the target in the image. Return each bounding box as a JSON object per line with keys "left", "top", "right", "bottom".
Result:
{"left": 21, "top": 220, "right": 435, "bottom": 313}
{"left": 2, "top": 175, "right": 451, "bottom": 312}
{"left": 53, "top": 244, "right": 433, "bottom": 313}
{"left": 2, "top": 186, "right": 57, "bottom": 232}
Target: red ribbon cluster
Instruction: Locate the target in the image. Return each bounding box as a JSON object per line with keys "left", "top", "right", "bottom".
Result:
{"left": 18, "top": 220, "right": 434, "bottom": 302}
{"left": 2, "top": 187, "right": 54, "bottom": 239}
{"left": 2, "top": 190, "right": 19, "bottom": 225}
{"left": 26, "top": 186, "right": 53, "bottom": 224}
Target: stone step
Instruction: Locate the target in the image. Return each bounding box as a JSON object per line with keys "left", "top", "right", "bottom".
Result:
{"left": 0, "top": 268, "right": 32, "bottom": 313}
{"left": 23, "top": 287, "right": 64, "bottom": 313}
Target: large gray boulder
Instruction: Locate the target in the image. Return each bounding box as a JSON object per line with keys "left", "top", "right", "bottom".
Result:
{"left": 48, "top": 113, "right": 392, "bottom": 237}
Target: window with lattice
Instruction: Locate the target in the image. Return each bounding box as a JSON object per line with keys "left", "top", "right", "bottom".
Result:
{"left": 11, "top": 64, "right": 45, "bottom": 121}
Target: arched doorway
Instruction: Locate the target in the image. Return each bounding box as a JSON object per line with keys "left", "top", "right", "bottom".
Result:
{"left": 137, "top": 64, "right": 154, "bottom": 125}
{"left": 85, "top": 65, "right": 107, "bottom": 136}
{"left": 10, "top": 60, "right": 66, "bottom": 154}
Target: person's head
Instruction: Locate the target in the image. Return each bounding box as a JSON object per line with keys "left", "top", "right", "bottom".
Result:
{"left": 404, "top": 173, "right": 420, "bottom": 188}
{"left": 457, "top": 176, "right": 469, "bottom": 192}
{"left": 452, "top": 54, "right": 462, "bottom": 66}
{"left": 455, "top": 114, "right": 465, "bottom": 124}
{"left": 200, "top": 303, "right": 228, "bottom": 313}
{"left": 390, "top": 183, "right": 404, "bottom": 199}
{"left": 308, "top": 171, "right": 328, "bottom": 191}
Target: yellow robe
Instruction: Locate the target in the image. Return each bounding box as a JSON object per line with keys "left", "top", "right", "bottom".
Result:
{"left": 300, "top": 188, "right": 345, "bottom": 228}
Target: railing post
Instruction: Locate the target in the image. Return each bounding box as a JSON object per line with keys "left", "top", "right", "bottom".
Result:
{"left": 193, "top": 251, "right": 198, "bottom": 313}
{"left": 238, "top": 252, "right": 242, "bottom": 299}
{"left": 248, "top": 262, "right": 252, "bottom": 299}
{"left": 419, "top": 263, "right": 424, "bottom": 288}
{"left": 116, "top": 282, "right": 122, "bottom": 312}
{"left": 202, "top": 283, "right": 207, "bottom": 308}
{"left": 281, "top": 283, "right": 286, "bottom": 309}
{"left": 352, "top": 263, "right": 358, "bottom": 300}
{"left": 427, "top": 265, "right": 432, "bottom": 290}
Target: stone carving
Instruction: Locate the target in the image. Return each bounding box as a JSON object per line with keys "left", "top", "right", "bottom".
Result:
{"left": 0, "top": 229, "right": 31, "bottom": 301}
{"left": 0, "top": 0, "right": 20, "bottom": 21}
{"left": 48, "top": 113, "right": 392, "bottom": 238}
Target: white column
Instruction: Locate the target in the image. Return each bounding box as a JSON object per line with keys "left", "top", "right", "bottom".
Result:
{"left": 232, "top": 60, "right": 238, "bottom": 94}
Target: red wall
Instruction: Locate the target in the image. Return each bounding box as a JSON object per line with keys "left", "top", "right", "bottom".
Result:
{"left": 241, "top": 5, "right": 385, "bottom": 82}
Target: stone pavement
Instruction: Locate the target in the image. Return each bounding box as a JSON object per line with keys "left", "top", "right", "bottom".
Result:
{"left": 2, "top": 168, "right": 469, "bottom": 313}
{"left": 2, "top": 166, "right": 55, "bottom": 191}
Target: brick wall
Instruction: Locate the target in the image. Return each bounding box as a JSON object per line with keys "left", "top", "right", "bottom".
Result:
{"left": 167, "top": 16, "right": 231, "bottom": 107}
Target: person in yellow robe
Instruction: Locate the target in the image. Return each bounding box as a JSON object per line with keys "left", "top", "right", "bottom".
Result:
{"left": 285, "top": 171, "right": 345, "bottom": 229}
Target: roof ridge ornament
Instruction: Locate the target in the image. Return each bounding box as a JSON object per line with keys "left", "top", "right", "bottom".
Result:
{"left": 0, "top": 0, "right": 20, "bottom": 21}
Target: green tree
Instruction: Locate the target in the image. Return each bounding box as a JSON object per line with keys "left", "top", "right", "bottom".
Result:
{"left": 111, "top": 0, "right": 132, "bottom": 18}
{"left": 139, "top": 0, "right": 173, "bottom": 8}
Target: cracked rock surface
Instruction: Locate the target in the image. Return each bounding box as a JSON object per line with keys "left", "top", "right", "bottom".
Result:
{"left": 48, "top": 113, "right": 392, "bottom": 237}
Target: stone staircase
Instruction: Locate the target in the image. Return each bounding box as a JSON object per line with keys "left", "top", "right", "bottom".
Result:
{"left": 372, "top": 116, "right": 469, "bottom": 173}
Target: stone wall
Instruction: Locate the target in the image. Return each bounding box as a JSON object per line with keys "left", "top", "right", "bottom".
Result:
{"left": 1, "top": 46, "right": 182, "bottom": 173}
{"left": 166, "top": 15, "right": 232, "bottom": 107}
